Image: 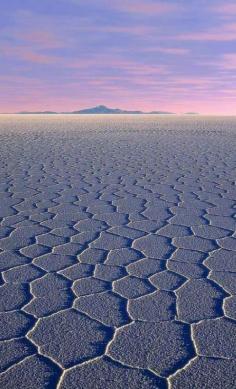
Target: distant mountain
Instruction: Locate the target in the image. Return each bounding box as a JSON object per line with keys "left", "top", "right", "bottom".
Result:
{"left": 17, "top": 105, "right": 176, "bottom": 115}
{"left": 184, "top": 112, "right": 199, "bottom": 115}
{"left": 18, "top": 111, "right": 57, "bottom": 114}
{"left": 71, "top": 105, "right": 143, "bottom": 114}
{"left": 149, "top": 111, "right": 175, "bottom": 114}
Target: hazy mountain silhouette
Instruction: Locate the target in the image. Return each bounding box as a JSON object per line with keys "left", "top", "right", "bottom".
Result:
{"left": 17, "top": 105, "right": 176, "bottom": 114}
{"left": 149, "top": 111, "right": 175, "bottom": 114}
{"left": 18, "top": 111, "right": 57, "bottom": 114}
{"left": 71, "top": 105, "right": 143, "bottom": 114}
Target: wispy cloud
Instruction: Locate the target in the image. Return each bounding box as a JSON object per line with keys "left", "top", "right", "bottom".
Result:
{"left": 94, "top": 24, "right": 156, "bottom": 37}
{"left": 211, "top": 3, "right": 236, "bottom": 15}
{"left": 113, "top": 1, "right": 179, "bottom": 15}
{"left": 145, "top": 47, "right": 189, "bottom": 55}
{"left": 222, "top": 53, "right": 236, "bottom": 69}
{"left": 204, "top": 53, "right": 236, "bottom": 71}
{"left": 2, "top": 44, "right": 58, "bottom": 64}
{"left": 17, "top": 30, "right": 63, "bottom": 49}
{"left": 174, "top": 23, "right": 236, "bottom": 41}
{"left": 69, "top": 0, "right": 179, "bottom": 15}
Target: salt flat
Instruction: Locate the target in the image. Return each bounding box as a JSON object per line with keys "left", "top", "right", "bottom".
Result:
{"left": 0, "top": 114, "right": 236, "bottom": 388}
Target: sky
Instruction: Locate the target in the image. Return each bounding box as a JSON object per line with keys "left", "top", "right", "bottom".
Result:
{"left": 1, "top": 0, "right": 236, "bottom": 114}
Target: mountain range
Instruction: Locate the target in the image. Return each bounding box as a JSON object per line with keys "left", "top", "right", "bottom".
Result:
{"left": 18, "top": 105, "right": 176, "bottom": 115}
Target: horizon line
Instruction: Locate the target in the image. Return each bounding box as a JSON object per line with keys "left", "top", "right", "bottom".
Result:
{"left": 2, "top": 113, "right": 236, "bottom": 116}
{"left": 1, "top": 104, "right": 236, "bottom": 116}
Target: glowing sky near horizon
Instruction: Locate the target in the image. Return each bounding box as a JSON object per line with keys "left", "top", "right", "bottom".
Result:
{"left": 1, "top": 0, "right": 236, "bottom": 114}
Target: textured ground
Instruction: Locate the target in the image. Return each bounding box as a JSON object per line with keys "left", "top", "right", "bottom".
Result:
{"left": 0, "top": 114, "right": 236, "bottom": 389}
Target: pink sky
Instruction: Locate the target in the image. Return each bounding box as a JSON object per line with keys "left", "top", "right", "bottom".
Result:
{"left": 1, "top": 0, "right": 236, "bottom": 114}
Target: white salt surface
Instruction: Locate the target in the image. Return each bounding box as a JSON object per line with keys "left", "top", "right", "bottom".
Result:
{"left": 0, "top": 114, "right": 236, "bottom": 388}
